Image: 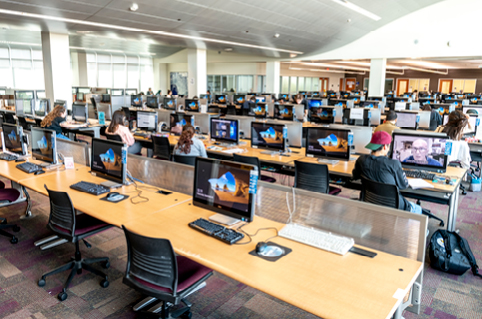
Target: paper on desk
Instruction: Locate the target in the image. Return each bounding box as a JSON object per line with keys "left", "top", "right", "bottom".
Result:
{"left": 408, "top": 178, "right": 434, "bottom": 189}
{"left": 222, "top": 148, "right": 245, "bottom": 154}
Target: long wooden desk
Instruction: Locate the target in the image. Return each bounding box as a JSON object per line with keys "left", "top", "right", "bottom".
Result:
{"left": 125, "top": 201, "right": 423, "bottom": 319}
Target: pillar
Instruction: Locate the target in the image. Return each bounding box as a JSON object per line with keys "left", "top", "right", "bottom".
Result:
{"left": 266, "top": 61, "right": 280, "bottom": 95}
{"left": 77, "top": 52, "right": 88, "bottom": 86}
{"left": 187, "top": 48, "right": 207, "bottom": 98}
{"left": 368, "top": 58, "right": 387, "bottom": 97}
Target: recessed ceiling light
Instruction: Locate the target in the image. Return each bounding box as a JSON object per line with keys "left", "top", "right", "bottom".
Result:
{"left": 224, "top": 47, "right": 233, "bottom": 52}
{"left": 274, "top": 33, "right": 280, "bottom": 38}
{"left": 129, "top": 3, "right": 138, "bottom": 12}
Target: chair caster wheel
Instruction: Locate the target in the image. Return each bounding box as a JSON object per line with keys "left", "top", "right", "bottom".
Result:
{"left": 12, "top": 225, "right": 20, "bottom": 232}
{"left": 462, "top": 191, "right": 467, "bottom": 196}
{"left": 38, "top": 278, "right": 46, "bottom": 287}
{"left": 77, "top": 269, "right": 82, "bottom": 275}
{"left": 10, "top": 237, "right": 18, "bottom": 244}
{"left": 100, "top": 279, "right": 109, "bottom": 288}
{"left": 439, "top": 221, "right": 445, "bottom": 227}
{"left": 1, "top": 219, "right": 7, "bottom": 224}
{"left": 181, "top": 312, "right": 192, "bottom": 319}
{"left": 58, "top": 291, "right": 68, "bottom": 301}
{"left": 102, "top": 261, "right": 110, "bottom": 269}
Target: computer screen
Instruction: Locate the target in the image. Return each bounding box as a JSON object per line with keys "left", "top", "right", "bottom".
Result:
{"left": 248, "top": 103, "right": 267, "bottom": 118}
{"left": 31, "top": 127, "right": 57, "bottom": 164}
{"left": 309, "top": 107, "right": 334, "bottom": 124}
{"left": 255, "top": 96, "right": 266, "bottom": 103}
{"left": 234, "top": 94, "right": 245, "bottom": 105}
{"left": 131, "top": 95, "right": 142, "bottom": 107}
{"left": 396, "top": 112, "right": 418, "bottom": 129}
{"left": 2, "top": 123, "right": 27, "bottom": 156}
{"left": 102, "top": 94, "right": 111, "bottom": 103}
{"left": 274, "top": 104, "right": 294, "bottom": 121}
{"left": 77, "top": 92, "right": 84, "bottom": 101}
{"left": 137, "top": 111, "right": 158, "bottom": 131}
{"left": 163, "top": 98, "right": 176, "bottom": 110}
{"left": 210, "top": 118, "right": 239, "bottom": 144}
{"left": 170, "top": 113, "right": 193, "bottom": 130}
{"left": 349, "top": 108, "right": 364, "bottom": 120}
{"left": 308, "top": 99, "right": 323, "bottom": 108}
{"left": 54, "top": 100, "right": 66, "bottom": 109}
{"left": 193, "top": 157, "right": 257, "bottom": 223}
{"left": 215, "top": 95, "right": 227, "bottom": 104}
{"left": 462, "top": 106, "right": 482, "bottom": 114}
{"left": 36, "top": 99, "right": 50, "bottom": 117}
{"left": 72, "top": 103, "right": 88, "bottom": 122}
{"left": 91, "top": 138, "right": 127, "bottom": 184}
{"left": 390, "top": 132, "right": 448, "bottom": 172}
{"left": 23, "top": 99, "right": 33, "bottom": 116}
{"left": 279, "top": 94, "right": 290, "bottom": 101}
{"left": 251, "top": 122, "right": 285, "bottom": 151}
{"left": 185, "top": 99, "right": 200, "bottom": 112}
{"left": 306, "top": 127, "right": 350, "bottom": 161}
{"left": 312, "top": 92, "right": 320, "bottom": 97}
{"left": 146, "top": 96, "right": 158, "bottom": 108}
{"left": 200, "top": 94, "right": 210, "bottom": 99}
{"left": 443, "top": 114, "right": 478, "bottom": 135}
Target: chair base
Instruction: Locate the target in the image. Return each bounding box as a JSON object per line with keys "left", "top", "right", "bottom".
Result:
{"left": 137, "top": 300, "right": 192, "bottom": 319}
{"left": 0, "top": 218, "right": 20, "bottom": 244}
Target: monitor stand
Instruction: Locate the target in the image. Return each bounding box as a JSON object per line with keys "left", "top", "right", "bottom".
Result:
{"left": 100, "top": 180, "right": 123, "bottom": 189}
{"left": 209, "top": 213, "right": 241, "bottom": 226}
{"left": 318, "top": 158, "right": 339, "bottom": 165}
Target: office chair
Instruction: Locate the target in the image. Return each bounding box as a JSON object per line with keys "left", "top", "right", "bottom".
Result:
{"left": 90, "top": 97, "right": 97, "bottom": 108}
{"left": 105, "top": 133, "right": 123, "bottom": 142}
{"left": 293, "top": 160, "right": 341, "bottom": 195}
{"left": 38, "top": 186, "right": 113, "bottom": 301}
{"left": 227, "top": 105, "right": 237, "bottom": 115}
{"left": 17, "top": 116, "right": 33, "bottom": 131}
{"left": 233, "top": 153, "right": 276, "bottom": 183}
{"left": 173, "top": 155, "right": 197, "bottom": 166}
{"left": 34, "top": 118, "right": 42, "bottom": 127}
{"left": 0, "top": 181, "right": 21, "bottom": 244}
{"left": 4, "top": 113, "right": 16, "bottom": 124}
{"left": 360, "top": 175, "right": 444, "bottom": 226}
{"left": 470, "top": 151, "right": 481, "bottom": 177}
{"left": 151, "top": 135, "right": 171, "bottom": 160}
{"left": 122, "top": 226, "right": 213, "bottom": 319}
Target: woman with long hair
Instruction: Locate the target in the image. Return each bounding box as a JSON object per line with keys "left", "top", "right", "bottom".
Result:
{"left": 40, "top": 105, "right": 70, "bottom": 140}
{"left": 173, "top": 124, "right": 207, "bottom": 157}
{"left": 436, "top": 110, "right": 471, "bottom": 169}
{"left": 105, "top": 110, "right": 142, "bottom": 154}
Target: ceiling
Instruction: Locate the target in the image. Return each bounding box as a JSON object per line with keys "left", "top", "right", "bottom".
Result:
{"left": 0, "top": 0, "right": 446, "bottom": 59}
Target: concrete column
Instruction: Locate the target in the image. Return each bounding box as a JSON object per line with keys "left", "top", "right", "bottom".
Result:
{"left": 77, "top": 52, "right": 88, "bottom": 86}
{"left": 368, "top": 58, "right": 387, "bottom": 97}
{"left": 41, "top": 32, "right": 72, "bottom": 109}
{"left": 266, "top": 61, "right": 280, "bottom": 95}
{"left": 187, "top": 48, "right": 207, "bottom": 98}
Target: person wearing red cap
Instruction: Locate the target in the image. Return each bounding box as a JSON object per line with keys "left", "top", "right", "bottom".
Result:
{"left": 352, "top": 131, "right": 422, "bottom": 214}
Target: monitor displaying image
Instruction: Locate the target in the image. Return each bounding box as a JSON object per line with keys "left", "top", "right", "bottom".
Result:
{"left": 274, "top": 104, "right": 294, "bottom": 121}
{"left": 31, "top": 127, "right": 57, "bottom": 164}
{"left": 36, "top": 99, "right": 50, "bottom": 117}
{"left": 170, "top": 113, "right": 193, "bottom": 135}
{"left": 396, "top": 112, "right": 418, "bottom": 129}
{"left": 146, "top": 96, "right": 158, "bottom": 108}
{"left": 251, "top": 122, "right": 285, "bottom": 151}
{"left": 185, "top": 99, "right": 200, "bottom": 112}
{"left": 137, "top": 111, "right": 158, "bottom": 131}
{"left": 193, "top": 158, "right": 257, "bottom": 222}
{"left": 306, "top": 127, "right": 350, "bottom": 161}
{"left": 309, "top": 107, "right": 334, "bottom": 124}
{"left": 279, "top": 94, "right": 290, "bottom": 101}
{"left": 234, "top": 95, "right": 245, "bottom": 105}
{"left": 215, "top": 95, "right": 227, "bottom": 104}
{"left": 163, "top": 98, "right": 176, "bottom": 110}
{"left": 23, "top": 99, "right": 33, "bottom": 116}
{"left": 210, "top": 118, "right": 238, "bottom": 144}
{"left": 255, "top": 96, "right": 266, "bottom": 103}
{"left": 308, "top": 99, "right": 323, "bottom": 108}
{"left": 131, "top": 95, "right": 142, "bottom": 107}
{"left": 91, "top": 138, "right": 126, "bottom": 184}
{"left": 249, "top": 103, "right": 267, "bottom": 118}
{"left": 2, "top": 123, "right": 26, "bottom": 155}
{"left": 390, "top": 132, "right": 448, "bottom": 172}
{"left": 72, "top": 103, "right": 88, "bottom": 122}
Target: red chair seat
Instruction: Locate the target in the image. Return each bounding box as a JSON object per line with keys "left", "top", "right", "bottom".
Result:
{"left": 328, "top": 186, "right": 342, "bottom": 195}
{"left": 53, "top": 214, "right": 109, "bottom": 236}
{"left": 0, "top": 181, "right": 5, "bottom": 189}
{"left": 0, "top": 188, "right": 20, "bottom": 202}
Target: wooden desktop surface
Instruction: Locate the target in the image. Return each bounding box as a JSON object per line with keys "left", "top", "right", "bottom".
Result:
{"left": 18, "top": 166, "right": 191, "bottom": 226}
{"left": 0, "top": 158, "right": 73, "bottom": 183}
{"left": 125, "top": 201, "right": 423, "bottom": 319}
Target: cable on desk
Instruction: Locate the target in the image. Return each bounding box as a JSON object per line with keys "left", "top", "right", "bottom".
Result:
{"left": 127, "top": 172, "right": 149, "bottom": 204}
{"left": 234, "top": 223, "right": 279, "bottom": 245}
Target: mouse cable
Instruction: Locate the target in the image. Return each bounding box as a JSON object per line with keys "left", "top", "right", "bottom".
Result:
{"left": 128, "top": 175, "right": 149, "bottom": 205}
{"left": 234, "top": 224, "right": 279, "bottom": 245}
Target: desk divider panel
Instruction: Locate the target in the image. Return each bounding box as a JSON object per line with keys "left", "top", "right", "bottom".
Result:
{"left": 256, "top": 182, "right": 427, "bottom": 262}
{"left": 57, "top": 139, "right": 90, "bottom": 166}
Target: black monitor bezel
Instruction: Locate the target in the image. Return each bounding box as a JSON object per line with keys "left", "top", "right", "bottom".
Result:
{"left": 249, "top": 102, "right": 267, "bottom": 118}
{"left": 2, "top": 123, "right": 27, "bottom": 156}
{"left": 305, "top": 127, "right": 351, "bottom": 161}
{"left": 36, "top": 99, "right": 50, "bottom": 117}
{"left": 210, "top": 118, "right": 239, "bottom": 144}
{"left": 146, "top": 96, "right": 159, "bottom": 108}
{"left": 163, "top": 97, "right": 177, "bottom": 110}
{"left": 131, "top": 95, "right": 142, "bottom": 107}
{"left": 309, "top": 106, "right": 335, "bottom": 124}
{"left": 185, "top": 99, "right": 200, "bottom": 112}
{"left": 274, "top": 104, "right": 294, "bottom": 121}
{"left": 233, "top": 94, "right": 246, "bottom": 105}
{"left": 31, "top": 127, "right": 57, "bottom": 164}
{"left": 215, "top": 95, "right": 227, "bottom": 105}
{"left": 90, "top": 138, "right": 127, "bottom": 185}
{"left": 250, "top": 122, "right": 286, "bottom": 152}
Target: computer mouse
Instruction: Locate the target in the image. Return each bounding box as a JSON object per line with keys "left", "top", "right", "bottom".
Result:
{"left": 255, "top": 242, "right": 268, "bottom": 255}
{"left": 107, "top": 192, "right": 120, "bottom": 199}
{"left": 34, "top": 170, "right": 45, "bottom": 175}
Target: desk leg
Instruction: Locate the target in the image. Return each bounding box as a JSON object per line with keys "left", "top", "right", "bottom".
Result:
{"left": 19, "top": 186, "right": 34, "bottom": 219}
{"left": 447, "top": 185, "right": 460, "bottom": 232}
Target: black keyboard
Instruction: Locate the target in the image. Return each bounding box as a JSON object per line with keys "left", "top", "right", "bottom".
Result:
{"left": 70, "top": 181, "right": 110, "bottom": 196}
{"left": 404, "top": 170, "right": 436, "bottom": 180}
{"left": 0, "top": 153, "right": 17, "bottom": 161}
{"left": 189, "top": 218, "right": 245, "bottom": 245}
{"left": 16, "top": 162, "right": 43, "bottom": 173}
{"left": 134, "top": 132, "right": 150, "bottom": 138}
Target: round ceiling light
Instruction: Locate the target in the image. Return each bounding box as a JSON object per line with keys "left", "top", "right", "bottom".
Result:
{"left": 129, "top": 3, "right": 139, "bottom": 11}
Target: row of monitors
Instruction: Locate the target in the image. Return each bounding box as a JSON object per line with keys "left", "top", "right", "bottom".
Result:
{"left": 15, "top": 99, "right": 51, "bottom": 117}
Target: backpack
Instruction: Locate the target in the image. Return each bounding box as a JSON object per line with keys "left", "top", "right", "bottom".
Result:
{"left": 429, "top": 229, "right": 482, "bottom": 278}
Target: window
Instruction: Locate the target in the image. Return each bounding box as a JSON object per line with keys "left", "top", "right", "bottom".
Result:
{"left": 236, "top": 75, "right": 253, "bottom": 93}
{"left": 257, "top": 75, "right": 265, "bottom": 93}
{"left": 290, "top": 77, "right": 298, "bottom": 94}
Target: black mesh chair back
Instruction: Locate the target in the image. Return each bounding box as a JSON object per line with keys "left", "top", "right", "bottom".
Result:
{"left": 233, "top": 153, "right": 261, "bottom": 173}
{"left": 4, "top": 113, "right": 16, "bottom": 124}
{"left": 152, "top": 135, "right": 171, "bottom": 160}
{"left": 90, "top": 97, "right": 97, "bottom": 108}
{"left": 360, "top": 175, "right": 399, "bottom": 208}
{"left": 17, "top": 116, "right": 31, "bottom": 131}
{"left": 99, "top": 126, "right": 107, "bottom": 136}
{"left": 294, "top": 160, "right": 330, "bottom": 193}
{"left": 44, "top": 185, "right": 76, "bottom": 238}
{"left": 173, "top": 155, "right": 196, "bottom": 166}
{"left": 105, "top": 133, "right": 123, "bottom": 142}
{"left": 34, "top": 118, "right": 42, "bottom": 127}
{"left": 227, "top": 105, "right": 237, "bottom": 115}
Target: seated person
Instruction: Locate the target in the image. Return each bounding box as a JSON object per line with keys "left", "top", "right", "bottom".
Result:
{"left": 146, "top": 87, "right": 154, "bottom": 95}
{"left": 402, "top": 139, "right": 443, "bottom": 167}
{"left": 374, "top": 111, "right": 399, "bottom": 135}
{"left": 422, "top": 104, "right": 442, "bottom": 131}
{"left": 352, "top": 131, "right": 422, "bottom": 214}
{"left": 105, "top": 110, "right": 142, "bottom": 154}
{"left": 242, "top": 96, "right": 256, "bottom": 111}
{"left": 436, "top": 110, "right": 471, "bottom": 169}
{"left": 40, "top": 105, "right": 71, "bottom": 140}
{"left": 293, "top": 94, "right": 308, "bottom": 120}
{"left": 173, "top": 124, "right": 207, "bottom": 158}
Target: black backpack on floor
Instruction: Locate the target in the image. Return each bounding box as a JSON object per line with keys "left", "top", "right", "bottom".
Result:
{"left": 429, "top": 229, "right": 482, "bottom": 278}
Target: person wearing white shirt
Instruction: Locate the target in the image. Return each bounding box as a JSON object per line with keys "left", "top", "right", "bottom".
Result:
{"left": 436, "top": 111, "right": 471, "bottom": 169}
{"left": 173, "top": 124, "right": 207, "bottom": 158}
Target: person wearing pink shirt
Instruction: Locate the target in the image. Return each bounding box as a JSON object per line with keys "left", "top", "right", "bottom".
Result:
{"left": 105, "top": 110, "right": 142, "bottom": 154}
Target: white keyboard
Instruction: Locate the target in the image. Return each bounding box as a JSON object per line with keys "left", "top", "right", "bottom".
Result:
{"left": 279, "top": 223, "right": 354, "bottom": 255}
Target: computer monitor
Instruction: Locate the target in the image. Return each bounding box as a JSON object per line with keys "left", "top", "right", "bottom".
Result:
{"left": 309, "top": 107, "right": 334, "bottom": 124}
{"left": 31, "top": 127, "right": 57, "bottom": 164}
{"left": 170, "top": 113, "right": 193, "bottom": 131}
{"left": 462, "top": 106, "right": 482, "bottom": 114}
{"left": 251, "top": 122, "right": 285, "bottom": 151}
{"left": 163, "top": 98, "right": 177, "bottom": 110}
{"left": 348, "top": 108, "right": 364, "bottom": 120}
{"left": 200, "top": 94, "right": 210, "bottom": 100}
{"left": 308, "top": 99, "right": 324, "bottom": 108}
{"left": 255, "top": 96, "right": 266, "bottom": 103}
{"left": 233, "top": 94, "right": 245, "bottom": 105}
{"left": 23, "top": 99, "right": 33, "bottom": 116}
{"left": 248, "top": 103, "right": 267, "bottom": 118}
{"left": 36, "top": 99, "right": 50, "bottom": 117}
{"left": 131, "top": 95, "right": 142, "bottom": 107}
{"left": 215, "top": 95, "right": 227, "bottom": 105}
{"left": 185, "top": 99, "right": 200, "bottom": 112}
{"left": 193, "top": 157, "right": 257, "bottom": 224}
{"left": 274, "top": 104, "right": 294, "bottom": 121}
{"left": 278, "top": 93, "right": 291, "bottom": 101}
{"left": 72, "top": 103, "right": 88, "bottom": 122}
{"left": 146, "top": 96, "right": 159, "bottom": 109}
{"left": 102, "top": 94, "right": 111, "bottom": 103}
{"left": 395, "top": 112, "right": 418, "bottom": 129}
{"left": 1, "top": 123, "right": 27, "bottom": 156}
{"left": 54, "top": 100, "right": 66, "bottom": 109}
{"left": 305, "top": 127, "right": 350, "bottom": 161}
{"left": 91, "top": 138, "right": 127, "bottom": 185}
{"left": 390, "top": 131, "right": 448, "bottom": 173}
{"left": 210, "top": 118, "right": 239, "bottom": 145}
{"left": 443, "top": 114, "right": 478, "bottom": 135}
{"left": 137, "top": 111, "right": 158, "bottom": 132}
{"left": 77, "top": 92, "right": 84, "bottom": 102}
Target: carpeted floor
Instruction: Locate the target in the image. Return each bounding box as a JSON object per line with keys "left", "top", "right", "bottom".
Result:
{"left": 0, "top": 177, "right": 481, "bottom": 319}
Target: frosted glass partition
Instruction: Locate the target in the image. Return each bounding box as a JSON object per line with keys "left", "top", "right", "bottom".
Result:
{"left": 57, "top": 139, "right": 90, "bottom": 166}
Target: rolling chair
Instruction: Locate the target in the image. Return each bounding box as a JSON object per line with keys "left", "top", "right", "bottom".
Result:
{"left": 173, "top": 155, "right": 197, "bottom": 166}
{"left": 151, "top": 136, "right": 171, "bottom": 160}
{"left": 38, "top": 186, "right": 113, "bottom": 301}
{"left": 360, "top": 175, "right": 444, "bottom": 226}
{"left": 233, "top": 153, "right": 276, "bottom": 183}
{"left": 226, "top": 105, "right": 237, "bottom": 115}
{"left": 293, "top": 160, "right": 341, "bottom": 195}
{"left": 470, "top": 151, "right": 482, "bottom": 177}
{"left": 122, "top": 226, "right": 213, "bottom": 319}
{"left": 0, "top": 181, "right": 21, "bottom": 244}
{"left": 105, "top": 133, "right": 123, "bottom": 142}
{"left": 17, "top": 116, "right": 33, "bottom": 131}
